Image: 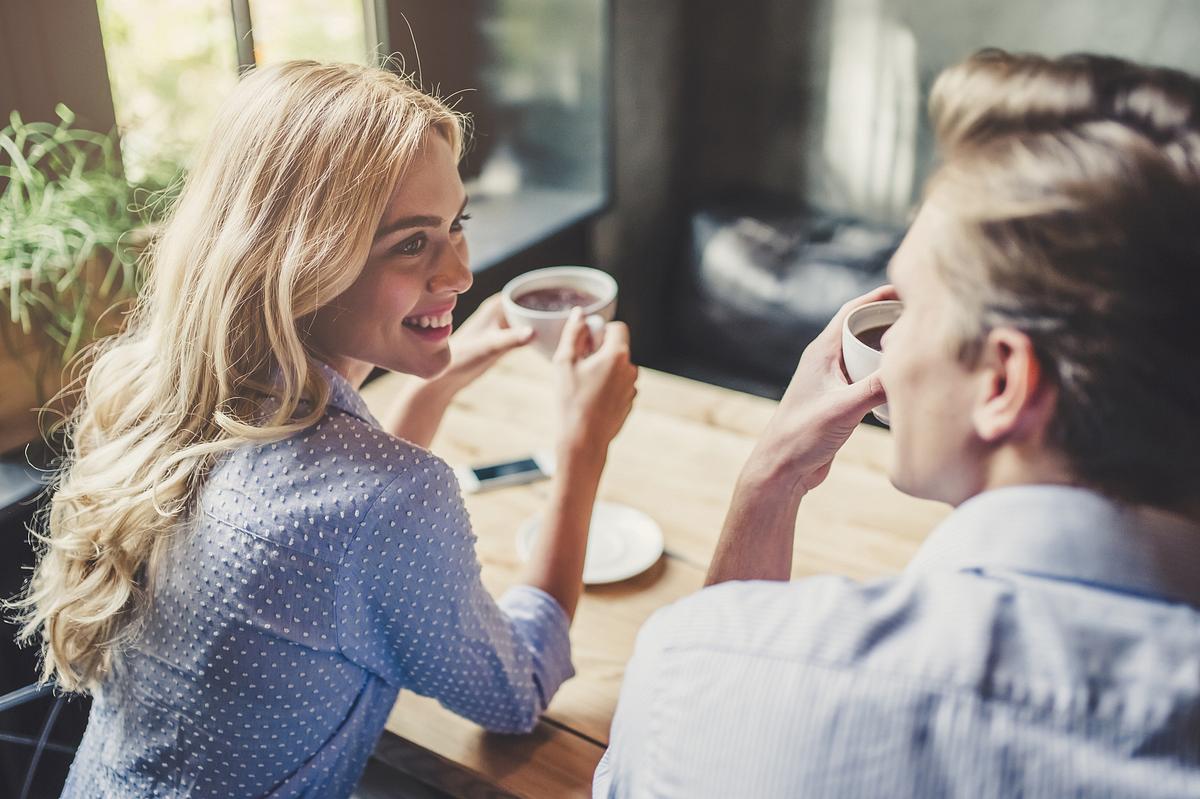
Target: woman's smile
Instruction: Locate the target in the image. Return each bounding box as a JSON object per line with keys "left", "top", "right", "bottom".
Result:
{"left": 401, "top": 301, "right": 456, "bottom": 342}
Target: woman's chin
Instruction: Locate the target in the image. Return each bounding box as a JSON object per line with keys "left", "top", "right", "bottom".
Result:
{"left": 406, "top": 352, "right": 452, "bottom": 381}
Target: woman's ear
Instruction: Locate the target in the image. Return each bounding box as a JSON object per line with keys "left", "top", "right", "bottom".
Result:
{"left": 971, "top": 328, "right": 1057, "bottom": 444}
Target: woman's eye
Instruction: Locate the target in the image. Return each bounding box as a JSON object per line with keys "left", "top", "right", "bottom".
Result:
{"left": 392, "top": 234, "right": 427, "bottom": 256}
{"left": 450, "top": 212, "right": 472, "bottom": 233}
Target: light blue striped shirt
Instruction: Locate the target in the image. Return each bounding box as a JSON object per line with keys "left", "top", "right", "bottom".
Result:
{"left": 595, "top": 485, "right": 1200, "bottom": 798}
{"left": 61, "top": 363, "right": 573, "bottom": 798}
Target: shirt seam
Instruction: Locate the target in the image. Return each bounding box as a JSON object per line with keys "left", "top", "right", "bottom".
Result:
{"left": 201, "top": 510, "right": 342, "bottom": 566}
{"left": 332, "top": 469, "right": 413, "bottom": 662}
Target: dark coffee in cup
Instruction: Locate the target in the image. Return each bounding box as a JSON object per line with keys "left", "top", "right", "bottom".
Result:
{"left": 514, "top": 286, "right": 600, "bottom": 312}
{"left": 855, "top": 324, "right": 891, "bottom": 352}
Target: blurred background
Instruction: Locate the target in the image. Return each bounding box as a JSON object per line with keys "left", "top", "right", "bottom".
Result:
{"left": 3, "top": 1, "right": 1200, "bottom": 795}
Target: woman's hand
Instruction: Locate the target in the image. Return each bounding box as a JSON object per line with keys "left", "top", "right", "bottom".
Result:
{"left": 385, "top": 295, "right": 531, "bottom": 448}
{"left": 751, "top": 284, "right": 896, "bottom": 493}
{"left": 553, "top": 308, "right": 638, "bottom": 458}
{"left": 436, "top": 295, "right": 534, "bottom": 395}
{"left": 521, "top": 308, "right": 637, "bottom": 620}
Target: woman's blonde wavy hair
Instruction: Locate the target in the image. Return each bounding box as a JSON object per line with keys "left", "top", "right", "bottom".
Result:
{"left": 13, "top": 60, "right": 463, "bottom": 692}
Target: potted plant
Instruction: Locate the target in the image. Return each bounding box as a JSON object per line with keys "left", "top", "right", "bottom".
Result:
{"left": 0, "top": 104, "right": 176, "bottom": 455}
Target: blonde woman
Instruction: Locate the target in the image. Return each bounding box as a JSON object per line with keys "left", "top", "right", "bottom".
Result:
{"left": 15, "top": 61, "right": 637, "bottom": 797}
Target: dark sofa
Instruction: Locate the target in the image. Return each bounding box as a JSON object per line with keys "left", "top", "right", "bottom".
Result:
{"left": 662, "top": 202, "right": 902, "bottom": 399}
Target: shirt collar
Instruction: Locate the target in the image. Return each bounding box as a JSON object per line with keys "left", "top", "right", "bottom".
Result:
{"left": 312, "top": 361, "right": 381, "bottom": 428}
{"left": 907, "top": 484, "right": 1200, "bottom": 607}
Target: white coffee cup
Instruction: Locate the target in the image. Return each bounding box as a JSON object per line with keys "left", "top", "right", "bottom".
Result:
{"left": 501, "top": 266, "right": 618, "bottom": 358}
{"left": 842, "top": 300, "right": 903, "bottom": 425}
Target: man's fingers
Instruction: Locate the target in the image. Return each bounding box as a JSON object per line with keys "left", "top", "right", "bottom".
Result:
{"left": 821, "top": 284, "right": 900, "bottom": 345}
{"left": 847, "top": 369, "right": 887, "bottom": 415}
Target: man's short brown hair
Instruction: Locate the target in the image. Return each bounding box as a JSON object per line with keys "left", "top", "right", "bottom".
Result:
{"left": 926, "top": 50, "right": 1200, "bottom": 509}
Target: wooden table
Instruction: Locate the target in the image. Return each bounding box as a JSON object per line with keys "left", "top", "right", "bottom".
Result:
{"left": 360, "top": 349, "right": 949, "bottom": 798}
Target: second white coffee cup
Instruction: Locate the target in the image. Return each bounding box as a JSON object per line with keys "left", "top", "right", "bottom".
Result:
{"left": 501, "top": 266, "right": 618, "bottom": 358}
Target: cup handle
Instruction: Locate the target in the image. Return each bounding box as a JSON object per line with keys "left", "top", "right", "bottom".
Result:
{"left": 585, "top": 314, "right": 606, "bottom": 351}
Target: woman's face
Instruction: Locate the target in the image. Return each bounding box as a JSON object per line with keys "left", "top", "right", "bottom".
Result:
{"left": 309, "top": 132, "right": 472, "bottom": 384}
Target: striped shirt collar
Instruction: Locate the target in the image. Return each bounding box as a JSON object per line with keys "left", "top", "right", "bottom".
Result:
{"left": 907, "top": 484, "right": 1200, "bottom": 607}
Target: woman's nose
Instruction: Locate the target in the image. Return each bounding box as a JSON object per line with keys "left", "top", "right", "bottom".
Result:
{"left": 429, "top": 242, "right": 473, "bottom": 295}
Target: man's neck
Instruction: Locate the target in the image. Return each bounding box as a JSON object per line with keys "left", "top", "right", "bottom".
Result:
{"left": 977, "top": 446, "right": 1200, "bottom": 527}
{"left": 972, "top": 443, "right": 1081, "bottom": 500}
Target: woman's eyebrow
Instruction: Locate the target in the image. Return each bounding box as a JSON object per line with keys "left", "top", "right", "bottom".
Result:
{"left": 374, "top": 197, "right": 470, "bottom": 241}
{"left": 374, "top": 213, "right": 442, "bottom": 241}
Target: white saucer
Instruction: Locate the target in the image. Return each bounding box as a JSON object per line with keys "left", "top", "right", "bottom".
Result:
{"left": 516, "top": 501, "right": 665, "bottom": 585}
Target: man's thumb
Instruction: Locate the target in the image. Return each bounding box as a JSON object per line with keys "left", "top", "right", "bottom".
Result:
{"left": 850, "top": 371, "right": 886, "bottom": 414}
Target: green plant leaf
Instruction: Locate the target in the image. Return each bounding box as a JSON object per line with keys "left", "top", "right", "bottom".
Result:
{"left": 1, "top": 105, "right": 180, "bottom": 365}
{"left": 54, "top": 104, "right": 75, "bottom": 127}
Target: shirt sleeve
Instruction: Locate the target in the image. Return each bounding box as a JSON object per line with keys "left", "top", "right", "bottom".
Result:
{"left": 335, "top": 448, "right": 574, "bottom": 734}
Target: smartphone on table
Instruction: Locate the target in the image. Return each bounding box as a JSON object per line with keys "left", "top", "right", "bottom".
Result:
{"left": 455, "top": 451, "right": 556, "bottom": 493}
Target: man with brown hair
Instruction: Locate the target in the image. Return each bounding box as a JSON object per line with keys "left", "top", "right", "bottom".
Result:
{"left": 595, "top": 50, "right": 1200, "bottom": 798}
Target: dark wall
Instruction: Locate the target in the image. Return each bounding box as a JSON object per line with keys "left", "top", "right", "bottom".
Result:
{"left": 679, "top": 0, "right": 819, "bottom": 206}
{"left": 384, "top": 2, "right": 495, "bottom": 179}
{"left": 590, "top": 0, "right": 686, "bottom": 365}
{"left": 595, "top": 0, "right": 1200, "bottom": 374}
{"left": 678, "top": 0, "right": 1200, "bottom": 227}
{"left": 0, "top": 0, "right": 116, "bottom": 131}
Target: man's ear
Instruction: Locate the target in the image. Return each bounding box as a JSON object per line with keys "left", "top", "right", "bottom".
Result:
{"left": 971, "top": 328, "right": 1057, "bottom": 444}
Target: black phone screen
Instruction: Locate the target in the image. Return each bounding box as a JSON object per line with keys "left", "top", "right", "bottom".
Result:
{"left": 472, "top": 458, "right": 541, "bottom": 482}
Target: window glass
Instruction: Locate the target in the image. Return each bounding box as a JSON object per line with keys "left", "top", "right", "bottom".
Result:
{"left": 469, "top": 0, "right": 607, "bottom": 202}
{"left": 247, "top": 0, "right": 371, "bottom": 65}
{"left": 96, "top": 0, "right": 238, "bottom": 180}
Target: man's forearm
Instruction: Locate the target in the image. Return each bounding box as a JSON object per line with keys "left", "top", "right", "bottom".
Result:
{"left": 705, "top": 455, "right": 804, "bottom": 586}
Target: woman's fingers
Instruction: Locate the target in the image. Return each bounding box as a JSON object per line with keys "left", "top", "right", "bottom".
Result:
{"left": 480, "top": 325, "right": 534, "bottom": 358}
{"left": 459, "top": 294, "right": 509, "bottom": 333}
{"left": 553, "top": 308, "right": 590, "bottom": 364}
{"left": 598, "top": 321, "right": 630, "bottom": 356}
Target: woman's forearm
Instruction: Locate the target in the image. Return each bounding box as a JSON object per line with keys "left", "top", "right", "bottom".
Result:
{"left": 521, "top": 440, "right": 607, "bottom": 620}
{"left": 383, "top": 379, "right": 455, "bottom": 450}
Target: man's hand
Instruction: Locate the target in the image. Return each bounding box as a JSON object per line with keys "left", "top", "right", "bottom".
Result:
{"left": 749, "top": 285, "right": 896, "bottom": 493}
{"left": 705, "top": 285, "right": 896, "bottom": 585}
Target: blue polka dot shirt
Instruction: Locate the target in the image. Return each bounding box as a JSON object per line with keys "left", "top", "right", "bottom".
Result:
{"left": 60, "top": 362, "right": 574, "bottom": 798}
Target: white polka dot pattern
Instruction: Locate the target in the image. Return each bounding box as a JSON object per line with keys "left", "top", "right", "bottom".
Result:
{"left": 58, "top": 363, "right": 574, "bottom": 798}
